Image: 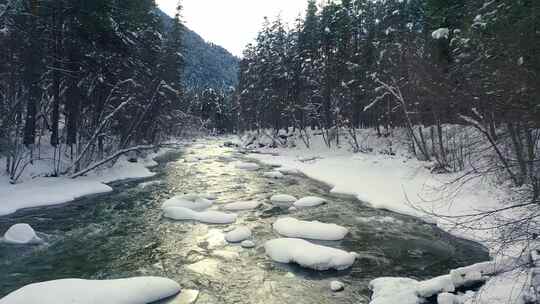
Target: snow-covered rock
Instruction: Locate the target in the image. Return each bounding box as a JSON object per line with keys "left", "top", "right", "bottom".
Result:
{"left": 163, "top": 207, "right": 237, "bottom": 224}
{"left": 369, "top": 277, "right": 421, "bottom": 304}
{"left": 264, "top": 238, "right": 356, "bottom": 271}
{"left": 223, "top": 200, "right": 261, "bottom": 211}
{"left": 330, "top": 281, "right": 345, "bottom": 292}
{"left": 416, "top": 274, "right": 454, "bottom": 298}
{"left": 2, "top": 224, "right": 42, "bottom": 245}
{"left": 270, "top": 194, "right": 297, "bottom": 208}
{"left": 241, "top": 240, "right": 256, "bottom": 248}
{"left": 437, "top": 293, "right": 460, "bottom": 304}
{"left": 161, "top": 196, "right": 213, "bottom": 211}
{"left": 293, "top": 196, "right": 327, "bottom": 208}
{"left": 0, "top": 277, "right": 180, "bottom": 304}
{"left": 450, "top": 261, "right": 495, "bottom": 288}
{"left": 263, "top": 171, "right": 285, "bottom": 179}
{"left": 273, "top": 218, "right": 348, "bottom": 241}
{"left": 225, "top": 226, "right": 252, "bottom": 243}
{"left": 235, "top": 162, "right": 260, "bottom": 171}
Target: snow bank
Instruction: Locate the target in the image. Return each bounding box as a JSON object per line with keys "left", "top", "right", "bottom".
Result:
{"left": 0, "top": 150, "right": 164, "bottom": 217}
{"left": 264, "top": 238, "right": 356, "bottom": 271}
{"left": 223, "top": 200, "right": 261, "bottom": 211}
{"left": 273, "top": 217, "right": 348, "bottom": 241}
{"left": 416, "top": 274, "right": 454, "bottom": 298}
{"left": 163, "top": 207, "right": 237, "bottom": 224}
{"left": 270, "top": 194, "right": 297, "bottom": 208}
{"left": 0, "top": 277, "right": 180, "bottom": 304}
{"left": 2, "top": 224, "right": 43, "bottom": 245}
{"left": 293, "top": 196, "right": 326, "bottom": 208}
{"left": 225, "top": 226, "right": 252, "bottom": 243}
{"left": 161, "top": 196, "right": 213, "bottom": 211}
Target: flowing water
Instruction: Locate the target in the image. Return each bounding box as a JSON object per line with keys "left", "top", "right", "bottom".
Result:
{"left": 0, "top": 139, "right": 489, "bottom": 303}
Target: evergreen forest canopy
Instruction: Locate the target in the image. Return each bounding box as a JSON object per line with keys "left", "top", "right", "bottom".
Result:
{"left": 236, "top": 0, "right": 539, "bottom": 189}
{"left": 0, "top": 0, "right": 238, "bottom": 182}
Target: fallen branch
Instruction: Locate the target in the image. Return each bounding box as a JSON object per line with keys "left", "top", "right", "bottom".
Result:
{"left": 69, "top": 145, "right": 157, "bottom": 179}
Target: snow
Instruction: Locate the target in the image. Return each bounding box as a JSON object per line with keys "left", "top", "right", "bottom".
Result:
{"left": 330, "top": 281, "right": 345, "bottom": 292}
{"left": 416, "top": 274, "right": 455, "bottom": 298}
{"left": 369, "top": 277, "right": 421, "bottom": 304}
{"left": 432, "top": 27, "right": 449, "bottom": 39}
{"left": 0, "top": 277, "right": 180, "bottom": 304}
{"left": 270, "top": 194, "right": 297, "bottom": 208}
{"left": 263, "top": 171, "right": 285, "bottom": 179}
{"left": 264, "top": 238, "right": 356, "bottom": 271}
{"left": 235, "top": 162, "right": 260, "bottom": 171}
{"left": 225, "top": 226, "right": 252, "bottom": 243}
{"left": 163, "top": 207, "right": 237, "bottom": 224}
{"left": 247, "top": 128, "right": 519, "bottom": 303}
{"left": 0, "top": 150, "right": 165, "bottom": 217}
{"left": 222, "top": 200, "right": 261, "bottom": 211}
{"left": 241, "top": 240, "right": 256, "bottom": 248}
{"left": 438, "top": 293, "right": 460, "bottom": 304}
{"left": 161, "top": 196, "right": 213, "bottom": 211}
{"left": 293, "top": 196, "right": 326, "bottom": 208}
{"left": 2, "top": 224, "right": 43, "bottom": 245}
{"left": 273, "top": 217, "right": 349, "bottom": 241}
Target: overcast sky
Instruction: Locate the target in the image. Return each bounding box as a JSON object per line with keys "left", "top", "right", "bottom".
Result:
{"left": 156, "top": 0, "right": 309, "bottom": 57}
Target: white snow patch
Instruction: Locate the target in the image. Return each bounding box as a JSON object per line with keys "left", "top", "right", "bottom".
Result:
{"left": 270, "top": 194, "right": 298, "bottom": 208}
{"left": 161, "top": 196, "right": 213, "bottom": 211}
{"left": 264, "top": 238, "right": 356, "bottom": 271}
{"left": 0, "top": 277, "right": 180, "bottom": 304}
{"left": 369, "top": 277, "right": 421, "bottom": 304}
{"left": 222, "top": 200, "right": 261, "bottom": 211}
{"left": 330, "top": 281, "right": 345, "bottom": 292}
{"left": 2, "top": 224, "right": 43, "bottom": 245}
{"left": 416, "top": 274, "right": 455, "bottom": 298}
{"left": 273, "top": 218, "right": 348, "bottom": 241}
{"left": 293, "top": 196, "right": 327, "bottom": 208}
{"left": 432, "top": 28, "right": 449, "bottom": 39}
{"left": 225, "top": 226, "right": 252, "bottom": 243}
{"left": 163, "top": 207, "right": 237, "bottom": 224}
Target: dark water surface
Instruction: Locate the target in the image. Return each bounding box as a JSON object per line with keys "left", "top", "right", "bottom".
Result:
{"left": 0, "top": 139, "right": 489, "bottom": 303}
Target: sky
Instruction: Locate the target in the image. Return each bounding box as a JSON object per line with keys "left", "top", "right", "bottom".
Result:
{"left": 157, "top": 0, "right": 309, "bottom": 57}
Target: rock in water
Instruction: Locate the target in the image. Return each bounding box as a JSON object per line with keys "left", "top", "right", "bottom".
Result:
{"left": 330, "top": 281, "right": 345, "bottom": 292}
{"left": 3, "top": 223, "right": 42, "bottom": 245}
{"left": 225, "top": 226, "right": 252, "bottom": 243}
{"left": 241, "top": 240, "right": 256, "bottom": 248}
{"left": 270, "top": 194, "right": 297, "bottom": 208}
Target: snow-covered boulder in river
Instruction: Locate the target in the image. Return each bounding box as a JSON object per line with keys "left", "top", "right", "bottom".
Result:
{"left": 241, "top": 240, "right": 256, "bottom": 248}
{"left": 2, "top": 224, "right": 43, "bottom": 245}
{"left": 264, "top": 238, "right": 356, "bottom": 271}
{"left": 223, "top": 200, "right": 261, "bottom": 211}
{"left": 161, "top": 195, "right": 213, "bottom": 211}
{"left": 293, "top": 196, "right": 327, "bottom": 208}
{"left": 270, "top": 194, "right": 297, "bottom": 208}
{"left": 163, "top": 207, "right": 237, "bottom": 224}
{"left": 225, "top": 226, "right": 252, "bottom": 243}
{"left": 273, "top": 218, "right": 348, "bottom": 241}
{"left": 368, "top": 277, "right": 421, "bottom": 304}
{"left": 0, "top": 277, "right": 180, "bottom": 304}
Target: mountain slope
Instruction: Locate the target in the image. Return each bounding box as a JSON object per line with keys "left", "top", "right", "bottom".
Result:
{"left": 157, "top": 10, "right": 239, "bottom": 90}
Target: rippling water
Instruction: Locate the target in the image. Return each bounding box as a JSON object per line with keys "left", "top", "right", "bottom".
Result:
{"left": 0, "top": 139, "right": 489, "bottom": 303}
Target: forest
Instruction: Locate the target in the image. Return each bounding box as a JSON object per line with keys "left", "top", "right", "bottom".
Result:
{"left": 0, "top": 0, "right": 239, "bottom": 183}
{"left": 236, "top": 0, "right": 539, "bottom": 249}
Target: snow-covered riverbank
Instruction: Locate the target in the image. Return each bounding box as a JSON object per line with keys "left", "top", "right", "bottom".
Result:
{"left": 243, "top": 130, "right": 528, "bottom": 304}
{"left": 0, "top": 147, "right": 176, "bottom": 217}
